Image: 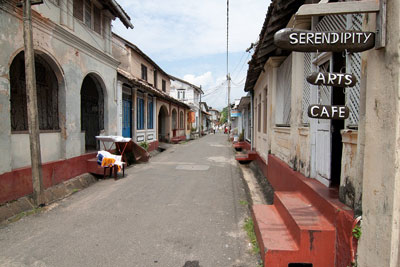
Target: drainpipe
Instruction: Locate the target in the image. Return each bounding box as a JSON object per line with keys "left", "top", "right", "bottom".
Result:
{"left": 250, "top": 90, "right": 254, "bottom": 151}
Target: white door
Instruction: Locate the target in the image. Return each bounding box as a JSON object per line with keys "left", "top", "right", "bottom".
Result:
{"left": 314, "top": 57, "right": 333, "bottom": 187}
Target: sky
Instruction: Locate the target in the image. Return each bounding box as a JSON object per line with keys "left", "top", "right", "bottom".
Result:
{"left": 112, "top": 1, "right": 270, "bottom": 110}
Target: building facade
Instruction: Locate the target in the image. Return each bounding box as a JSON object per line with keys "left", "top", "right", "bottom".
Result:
{"left": 112, "top": 34, "right": 190, "bottom": 147}
{"left": 0, "top": 0, "right": 132, "bottom": 204}
{"left": 241, "top": 0, "right": 400, "bottom": 266}
{"left": 170, "top": 76, "right": 204, "bottom": 135}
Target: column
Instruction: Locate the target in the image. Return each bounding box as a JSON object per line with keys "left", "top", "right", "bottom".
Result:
{"left": 116, "top": 80, "right": 122, "bottom": 136}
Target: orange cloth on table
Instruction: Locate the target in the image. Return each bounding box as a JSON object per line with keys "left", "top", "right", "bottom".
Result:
{"left": 101, "top": 157, "right": 121, "bottom": 172}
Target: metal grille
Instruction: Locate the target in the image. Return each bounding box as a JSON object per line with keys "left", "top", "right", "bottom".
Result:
{"left": 302, "top": 52, "right": 312, "bottom": 124}
{"left": 346, "top": 14, "right": 363, "bottom": 127}
{"left": 302, "top": 14, "right": 362, "bottom": 127}
{"left": 319, "top": 61, "right": 331, "bottom": 105}
{"left": 303, "top": 15, "right": 347, "bottom": 124}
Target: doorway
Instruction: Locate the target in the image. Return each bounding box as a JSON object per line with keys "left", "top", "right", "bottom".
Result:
{"left": 81, "top": 74, "right": 104, "bottom": 152}
{"left": 312, "top": 52, "right": 345, "bottom": 187}
{"left": 122, "top": 93, "right": 132, "bottom": 138}
{"left": 158, "top": 105, "right": 169, "bottom": 142}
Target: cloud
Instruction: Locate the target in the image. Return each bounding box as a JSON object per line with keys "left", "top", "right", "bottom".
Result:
{"left": 113, "top": 0, "right": 269, "bottom": 61}
{"left": 112, "top": 0, "right": 270, "bottom": 110}
{"left": 183, "top": 72, "right": 213, "bottom": 88}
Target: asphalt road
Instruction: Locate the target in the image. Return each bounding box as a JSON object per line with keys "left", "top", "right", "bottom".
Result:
{"left": 0, "top": 133, "right": 258, "bottom": 267}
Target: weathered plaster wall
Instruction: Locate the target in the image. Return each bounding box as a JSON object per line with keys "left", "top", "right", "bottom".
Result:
{"left": 34, "top": 0, "right": 112, "bottom": 54}
{"left": 127, "top": 48, "right": 170, "bottom": 93}
{"left": 339, "top": 130, "right": 360, "bottom": 211}
{"left": 288, "top": 52, "right": 311, "bottom": 176}
{"left": 11, "top": 133, "right": 61, "bottom": 169}
{"left": 0, "top": 5, "right": 119, "bottom": 175}
{"left": 357, "top": 2, "right": 400, "bottom": 266}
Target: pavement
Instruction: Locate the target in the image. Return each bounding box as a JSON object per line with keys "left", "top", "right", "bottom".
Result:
{"left": 0, "top": 133, "right": 259, "bottom": 267}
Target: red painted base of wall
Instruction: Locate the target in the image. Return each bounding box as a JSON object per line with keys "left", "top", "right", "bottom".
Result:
{"left": 0, "top": 153, "right": 97, "bottom": 204}
{"left": 252, "top": 153, "right": 355, "bottom": 267}
{"left": 171, "top": 135, "right": 186, "bottom": 144}
{"left": 148, "top": 140, "right": 159, "bottom": 152}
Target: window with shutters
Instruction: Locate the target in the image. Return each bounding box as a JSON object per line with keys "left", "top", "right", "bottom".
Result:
{"left": 275, "top": 54, "right": 292, "bottom": 126}
{"left": 162, "top": 79, "right": 166, "bottom": 92}
{"left": 257, "top": 95, "right": 261, "bottom": 132}
{"left": 263, "top": 87, "right": 267, "bottom": 133}
{"left": 141, "top": 64, "right": 148, "bottom": 81}
{"left": 10, "top": 52, "right": 59, "bottom": 132}
{"left": 73, "top": 0, "right": 103, "bottom": 35}
{"left": 180, "top": 111, "right": 184, "bottom": 129}
{"left": 84, "top": 0, "right": 91, "bottom": 27}
{"left": 93, "top": 5, "right": 101, "bottom": 34}
{"left": 154, "top": 70, "right": 158, "bottom": 88}
{"left": 147, "top": 98, "right": 154, "bottom": 129}
{"left": 73, "top": 0, "right": 83, "bottom": 21}
{"left": 137, "top": 97, "right": 145, "bottom": 130}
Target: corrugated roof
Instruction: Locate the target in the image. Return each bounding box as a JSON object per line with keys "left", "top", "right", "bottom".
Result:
{"left": 244, "top": 0, "right": 305, "bottom": 92}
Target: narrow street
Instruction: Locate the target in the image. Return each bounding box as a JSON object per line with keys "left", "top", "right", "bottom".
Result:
{"left": 0, "top": 134, "right": 258, "bottom": 267}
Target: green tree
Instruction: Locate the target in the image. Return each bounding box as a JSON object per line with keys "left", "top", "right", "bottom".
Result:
{"left": 220, "top": 106, "right": 228, "bottom": 124}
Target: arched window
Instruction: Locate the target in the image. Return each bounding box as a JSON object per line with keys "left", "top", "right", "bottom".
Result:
{"left": 10, "top": 52, "right": 59, "bottom": 131}
{"left": 179, "top": 111, "right": 184, "bottom": 129}
{"left": 172, "top": 109, "right": 177, "bottom": 130}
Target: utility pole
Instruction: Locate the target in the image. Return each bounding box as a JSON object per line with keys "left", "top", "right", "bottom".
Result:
{"left": 227, "top": 73, "right": 231, "bottom": 125}
{"left": 199, "top": 86, "right": 202, "bottom": 136}
{"left": 22, "top": 0, "right": 44, "bottom": 206}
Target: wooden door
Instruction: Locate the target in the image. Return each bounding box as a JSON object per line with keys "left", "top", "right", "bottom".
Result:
{"left": 315, "top": 58, "right": 332, "bottom": 186}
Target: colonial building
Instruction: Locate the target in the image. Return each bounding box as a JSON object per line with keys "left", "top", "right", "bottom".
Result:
{"left": 0, "top": 0, "right": 132, "bottom": 204}
{"left": 199, "top": 102, "right": 212, "bottom": 134}
{"left": 240, "top": 0, "right": 400, "bottom": 266}
{"left": 170, "top": 75, "right": 204, "bottom": 136}
{"left": 112, "top": 34, "right": 191, "bottom": 147}
{"left": 236, "top": 96, "right": 251, "bottom": 143}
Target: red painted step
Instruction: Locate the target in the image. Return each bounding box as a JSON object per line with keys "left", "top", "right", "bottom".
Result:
{"left": 252, "top": 192, "right": 335, "bottom": 267}
{"left": 252, "top": 204, "right": 299, "bottom": 252}
{"left": 274, "top": 192, "right": 336, "bottom": 264}
{"left": 235, "top": 151, "right": 257, "bottom": 163}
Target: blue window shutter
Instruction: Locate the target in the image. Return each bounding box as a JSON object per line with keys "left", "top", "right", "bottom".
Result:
{"left": 137, "top": 98, "right": 145, "bottom": 130}
{"left": 136, "top": 98, "right": 139, "bottom": 130}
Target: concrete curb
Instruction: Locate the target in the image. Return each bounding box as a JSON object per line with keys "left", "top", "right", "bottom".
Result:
{"left": 0, "top": 173, "right": 97, "bottom": 225}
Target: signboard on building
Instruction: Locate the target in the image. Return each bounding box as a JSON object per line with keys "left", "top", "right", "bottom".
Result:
{"left": 306, "top": 72, "right": 357, "bottom": 87}
{"left": 231, "top": 111, "right": 241, "bottom": 118}
{"left": 308, "top": 105, "right": 349, "bottom": 120}
{"left": 274, "top": 28, "right": 375, "bottom": 52}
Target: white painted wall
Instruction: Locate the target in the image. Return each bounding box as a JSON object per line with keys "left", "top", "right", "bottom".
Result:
{"left": 11, "top": 133, "right": 61, "bottom": 169}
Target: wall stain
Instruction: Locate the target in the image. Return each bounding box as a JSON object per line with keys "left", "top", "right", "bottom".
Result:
{"left": 339, "top": 177, "right": 355, "bottom": 209}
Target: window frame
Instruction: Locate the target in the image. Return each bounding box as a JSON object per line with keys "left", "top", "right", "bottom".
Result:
{"left": 153, "top": 70, "right": 158, "bottom": 88}
{"left": 263, "top": 87, "right": 268, "bottom": 133}
{"left": 73, "top": 0, "right": 103, "bottom": 36}
{"left": 141, "top": 64, "right": 148, "bottom": 81}
{"left": 162, "top": 79, "right": 166, "bottom": 92}
{"left": 147, "top": 98, "right": 154, "bottom": 129}
{"left": 179, "top": 111, "right": 184, "bottom": 129}
{"left": 137, "top": 97, "right": 145, "bottom": 130}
